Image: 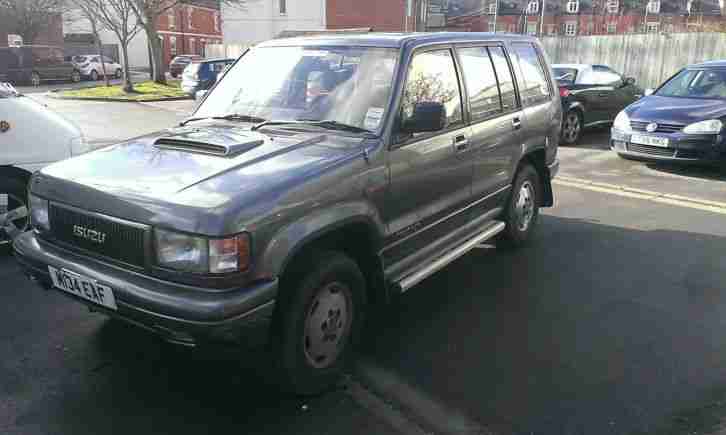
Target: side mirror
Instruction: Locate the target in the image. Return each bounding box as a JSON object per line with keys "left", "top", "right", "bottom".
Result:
{"left": 401, "top": 102, "right": 447, "bottom": 134}
{"left": 644, "top": 88, "right": 654, "bottom": 96}
{"left": 623, "top": 77, "right": 636, "bottom": 87}
{"left": 195, "top": 89, "right": 208, "bottom": 100}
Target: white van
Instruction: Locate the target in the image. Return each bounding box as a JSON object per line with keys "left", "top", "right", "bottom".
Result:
{"left": 0, "top": 83, "right": 88, "bottom": 245}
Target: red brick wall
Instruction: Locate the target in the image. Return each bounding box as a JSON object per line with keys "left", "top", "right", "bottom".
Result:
{"left": 157, "top": 4, "right": 222, "bottom": 65}
{"left": 326, "top": 0, "right": 415, "bottom": 31}
{"left": 0, "top": 13, "right": 63, "bottom": 47}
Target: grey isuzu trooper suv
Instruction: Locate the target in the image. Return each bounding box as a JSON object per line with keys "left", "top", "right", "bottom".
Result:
{"left": 15, "top": 32, "right": 561, "bottom": 394}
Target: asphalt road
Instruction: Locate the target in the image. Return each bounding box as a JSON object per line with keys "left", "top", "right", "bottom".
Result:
{"left": 4, "top": 103, "right": 726, "bottom": 435}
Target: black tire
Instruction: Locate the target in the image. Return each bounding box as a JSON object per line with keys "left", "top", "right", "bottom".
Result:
{"left": 115, "top": 69, "right": 122, "bottom": 79}
{"left": 499, "top": 164, "right": 541, "bottom": 248}
{"left": 71, "top": 70, "right": 81, "bottom": 83}
{"left": 30, "top": 72, "right": 41, "bottom": 87}
{"left": 0, "top": 175, "right": 30, "bottom": 251}
{"left": 561, "top": 110, "right": 583, "bottom": 145}
{"left": 272, "top": 250, "right": 366, "bottom": 395}
{"left": 90, "top": 70, "right": 98, "bottom": 81}
{"left": 170, "top": 72, "right": 178, "bottom": 78}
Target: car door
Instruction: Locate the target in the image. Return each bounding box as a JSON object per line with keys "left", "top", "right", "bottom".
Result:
{"left": 509, "top": 42, "right": 558, "bottom": 162}
{"left": 383, "top": 47, "right": 474, "bottom": 265}
{"left": 456, "top": 44, "right": 523, "bottom": 211}
{"left": 575, "top": 65, "right": 622, "bottom": 124}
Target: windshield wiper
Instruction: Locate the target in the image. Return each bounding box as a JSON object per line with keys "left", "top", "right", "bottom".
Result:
{"left": 252, "top": 119, "right": 373, "bottom": 134}
{"left": 180, "top": 114, "right": 267, "bottom": 127}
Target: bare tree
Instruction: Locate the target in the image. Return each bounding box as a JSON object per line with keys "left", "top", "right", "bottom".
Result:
{"left": 71, "top": 0, "right": 141, "bottom": 92}
{"left": 129, "top": 0, "right": 252, "bottom": 85}
{"left": 0, "top": 0, "right": 68, "bottom": 44}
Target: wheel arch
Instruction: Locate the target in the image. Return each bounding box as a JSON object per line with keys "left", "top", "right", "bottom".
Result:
{"left": 520, "top": 148, "right": 553, "bottom": 207}
{"left": 0, "top": 165, "right": 33, "bottom": 186}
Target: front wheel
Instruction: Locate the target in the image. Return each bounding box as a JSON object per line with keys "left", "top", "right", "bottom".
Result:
{"left": 115, "top": 69, "right": 122, "bottom": 79}
{"left": 0, "top": 175, "right": 30, "bottom": 250}
{"left": 273, "top": 251, "right": 366, "bottom": 395}
{"left": 561, "top": 110, "right": 582, "bottom": 145}
{"left": 499, "top": 164, "right": 541, "bottom": 248}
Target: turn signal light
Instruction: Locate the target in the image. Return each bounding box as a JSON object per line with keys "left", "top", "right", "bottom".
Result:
{"left": 559, "top": 87, "right": 570, "bottom": 98}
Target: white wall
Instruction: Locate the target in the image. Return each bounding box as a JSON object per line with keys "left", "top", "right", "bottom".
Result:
{"left": 222, "top": 0, "right": 326, "bottom": 46}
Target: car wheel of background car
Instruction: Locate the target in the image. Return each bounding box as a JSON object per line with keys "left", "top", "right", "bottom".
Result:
{"left": 71, "top": 70, "right": 81, "bottom": 83}
{"left": 273, "top": 250, "right": 366, "bottom": 395}
{"left": 171, "top": 72, "right": 178, "bottom": 78}
{"left": 115, "top": 69, "right": 122, "bottom": 79}
{"left": 0, "top": 175, "right": 29, "bottom": 252}
{"left": 498, "top": 164, "right": 541, "bottom": 248}
{"left": 561, "top": 110, "right": 582, "bottom": 145}
{"left": 90, "top": 70, "right": 98, "bottom": 81}
{"left": 30, "top": 72, "right": 41, "bottom": 87}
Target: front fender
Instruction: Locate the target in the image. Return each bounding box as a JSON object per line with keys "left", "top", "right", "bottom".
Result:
{"left": 256, "top": 200, "right": 386, "bottom": 279}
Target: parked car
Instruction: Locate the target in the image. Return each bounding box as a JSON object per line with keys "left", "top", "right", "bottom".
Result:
{"left": 169, "top": 54, "right": 203, "bottom": 78}
{"left": 72, "top": 55, "right": 123, "bottom": 81}
{"left": 611, "top": 60, "right": 726, "bottom": 163}
{"left": 553, "top": 64, "right": 642, "bottom": 144}
{"left": 0, "top": 46, "right": 81, "bottom": 86}
{"left": 14, "top": 33, "right": 560, "bottom": 393}
{"left": 181, "top": 57, "right": 235, "bottom": 96}
{"left": 0, "top": 83, "right": 87, "bottom": 248}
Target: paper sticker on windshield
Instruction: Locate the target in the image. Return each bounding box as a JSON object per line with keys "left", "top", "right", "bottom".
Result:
{"left": 364, "top": 108, "right": 385, "bottom": 130}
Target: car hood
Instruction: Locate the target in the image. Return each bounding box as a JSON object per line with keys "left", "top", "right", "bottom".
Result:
{"left": 35, "top": 123, "right": 369, "bottom": 235}
{"left": 625, "top": 95, "right": 726, "bottom": 125}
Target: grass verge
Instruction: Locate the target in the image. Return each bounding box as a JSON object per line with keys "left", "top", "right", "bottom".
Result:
{"left": 58, "top": 80, "right": 187, "bottom": 101}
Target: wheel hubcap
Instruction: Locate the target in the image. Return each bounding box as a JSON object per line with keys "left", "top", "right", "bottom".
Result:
{"left": 563, "top": 114, "right": 580, "bottom": 142}
{"left": 0, "top": 193, "right": 29, "bottom": 244}
{"left": 303, "top": 282, "right": 351, "bottom": 369}
{"left": 514, "top": 181, "right": 535, "bottom": 232}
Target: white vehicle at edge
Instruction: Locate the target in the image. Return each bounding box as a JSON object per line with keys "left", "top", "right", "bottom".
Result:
{"left": 0, "top": 83, "right": 88, "bottom": 246}
{"left": 73, "top": 55, "right": 123, "bottom": 81}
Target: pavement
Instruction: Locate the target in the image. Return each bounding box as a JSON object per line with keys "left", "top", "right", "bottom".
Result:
{"left": 4, "top": 101, "right": 726, "bottom": 435}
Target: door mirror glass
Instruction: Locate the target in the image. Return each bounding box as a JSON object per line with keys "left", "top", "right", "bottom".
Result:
{"left": 401, "top": 102, "right": 447, "bottom": 134}
{"left": 644, "top": 88, "right": 654, "bottom": 96}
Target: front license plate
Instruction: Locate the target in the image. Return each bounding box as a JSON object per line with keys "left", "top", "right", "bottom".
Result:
{"left": 48, "top": 266, "right": 118, "bottom": 310}
{"left": 631, "top": 134, "right": 669, "bottom": 147}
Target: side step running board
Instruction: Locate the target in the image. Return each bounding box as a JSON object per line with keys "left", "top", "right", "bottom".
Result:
{"left": 395, "top": 221, "right": 505, "bottom": 293}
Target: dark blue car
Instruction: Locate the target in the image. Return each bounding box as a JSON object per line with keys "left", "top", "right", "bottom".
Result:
{"left": 611, "top": 60, "right": 726, "bottom": 164}
{"left": 181, "top": 57, "right": 235, "bottom": 97}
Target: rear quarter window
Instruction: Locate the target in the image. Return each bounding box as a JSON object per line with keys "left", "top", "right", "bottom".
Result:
{"left": 511, "top": 42, "right": 552, "bottom": 107}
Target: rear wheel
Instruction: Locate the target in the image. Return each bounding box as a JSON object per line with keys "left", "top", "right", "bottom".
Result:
{"left": 170, "top": 72, "right": 178, "bottom": 78}
{"left": 499, "top": 164, "right": 540, "bottom": 248}
{"left": 272, "top": 250, "right": 366, "bottom": 395}
{"left": 0, "top": 175, "right": 29, "bottom": 251}
{"left": 561, "top": 110, "right": 582, "bottom": 145}
{"left": 71, "top": 69, "right": 81, "bottom": 83}
{"left": 115, "top": 69, "right": 122, "bottom": 79}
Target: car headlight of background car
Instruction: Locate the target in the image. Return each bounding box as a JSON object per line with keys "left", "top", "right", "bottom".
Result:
{"left": 613, "top": 111, "right": 630, "bottom": 132}
{"left": 155, "top": 229, "right": 250, "bottom": 274}
{"left": 29, "top": 194, "right": 50, "bottom": 232}
{"left": 682, "top": 119, "right": 723, "bottom": 135}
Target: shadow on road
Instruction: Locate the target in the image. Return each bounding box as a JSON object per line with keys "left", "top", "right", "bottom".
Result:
{"left": 559, "top": 126, "right": 611, "bottom": 151}
{"left": 365, "top": 214, "right": 726, "bottom": 435}
{"left": 645, "top": 161, "right": 726, "bottom": 183}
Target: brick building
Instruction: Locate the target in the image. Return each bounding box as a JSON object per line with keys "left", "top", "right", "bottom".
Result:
{"left": 0, "top": 13, "right": 64, "bottom": 47}
{"left": 157, "top": 0, "right": 223, "bottom": 65}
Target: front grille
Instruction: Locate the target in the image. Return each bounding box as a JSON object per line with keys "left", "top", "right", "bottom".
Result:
{"left": 630, "top": 121, "right": 684, "bottom": 134}
{"left": 49, "top": 204, "right": 148, "bottom": 268}
{"left": 627, "top": 143, "right": 676, "bottom": 157}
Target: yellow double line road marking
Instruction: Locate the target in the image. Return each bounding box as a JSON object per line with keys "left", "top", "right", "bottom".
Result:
{"left": 554, "top": 176, "right": 726, "bottom": 215}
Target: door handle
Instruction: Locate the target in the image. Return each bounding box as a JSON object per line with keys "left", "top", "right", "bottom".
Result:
{"left": 512, "top": 117, "right": 522, "bottom": 130}
{"left": 453, "top": 135, "right": 469, "bottom": 152}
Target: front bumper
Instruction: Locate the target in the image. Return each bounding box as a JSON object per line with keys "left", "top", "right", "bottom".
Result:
{"left": 13, "top": 231, "right": 277, "bottom": 348}
{"left": 610, "top": 128, "right": 726, "bottom": 163}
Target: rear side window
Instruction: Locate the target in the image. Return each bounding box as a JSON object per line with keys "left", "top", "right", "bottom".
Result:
{"left": 402, "top": 49, "right": 464, "bottom": 131}
{"left": 457, "top": 46, "right": 502, "bottom": 121}
{"left": 511, "top": 43, "right": 551, "bottom": 106}
{"left": 488, "top": 47, "right": 518, "bottom": 112}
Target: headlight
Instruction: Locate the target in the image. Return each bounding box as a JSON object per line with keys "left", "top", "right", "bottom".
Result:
{"left": 682, "top": 119, "right": 723, "bottom": 134}
{"left": 155, "top": 229, "right": 250, "bottom": 274}
{"left": 29, "top": 194, "right": 50, "bottom": 232}
{"left": 69, "top": 135, "right": 90, "bottom": 156}
{"left": 613, "top": 111, "right": 630, "bottom": 131}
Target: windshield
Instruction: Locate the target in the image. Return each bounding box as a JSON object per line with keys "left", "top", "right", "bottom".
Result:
{"left": 195, "top": 45, "right": 399, "bottom": 133}
{"left": 553, "top": 67, "right": 578, "bottom": 84}
{"left": 656, "top": 68, "right": 726, "bottom": 99}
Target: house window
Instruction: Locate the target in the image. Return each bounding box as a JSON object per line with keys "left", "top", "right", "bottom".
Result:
{"left": 607, "top": 22, "right": 617, "bottom": 32}
{"left": 214, "top": 12, "right": 220, "bottom": 32}
{"left": 566, "top": 0, "right": 579, "bottom": 13}
{"left": 526, "top": 22, "right": 538, "bottom": 35}
{"left": 646, "top": 21, "right": 659, "bottom": 32}
{"left": 526, "top": 1, "right": 539, "bottom": 14}
{"left": 169, "top": 36, "right": 177, "bottom": 56}
{"left": 168, "top": 11, "right": 175, "bottom": 29}
{"left": 646, "top": 0, "right": 660, "bottom": 13}
{"left": 279, "top": 0, "right": 286, "bottom": 15}
{"left": 187, "top": 7, "right": 194, "bottom": 29}
{"left": 488, "top": 2, "right": 497, "bottom": 14}
{"left": 189, "top": 38, "right": 195, "bottom": 54}
{"left": 488, "top": 21, "right": 496, "bottom": 32}
{"left": 564, "top": 22, "right": 577, "bottom": 35}
{"left": 606, "top": 0, "right": 619, "bottom": 13}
